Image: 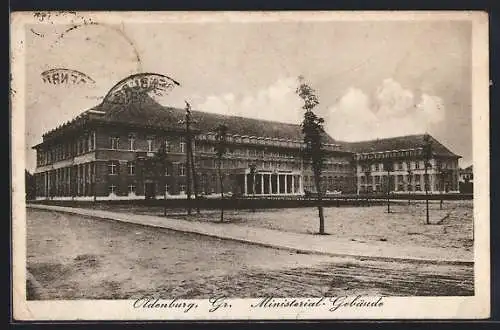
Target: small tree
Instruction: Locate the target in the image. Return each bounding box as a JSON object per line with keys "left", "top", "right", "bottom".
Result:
{"left": 382, "top": 159, "right": 394, "bottom": 213}
{"left": 215, "top": 124, "right": 228, "bottom": 222}
{"left": 297, "top": 76, "right": 327, "bottom": 235}
{"left": 423, "top": 134, "right": 433, "bottom": 224}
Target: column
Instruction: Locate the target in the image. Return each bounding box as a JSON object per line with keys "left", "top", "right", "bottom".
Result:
{"left": 244, "top": 173, "right": 248, "bottom": 195}
{"left": 277, "top": 174, "right": 280, "bottom": 194}
{"left": 299, "top": 175, "right": 303, "bottom": 193}
{"left": 260, "top": 174, "right": 264, "bottom": 194}
{"left": 291, "top": 175, "right": 295, "bottom": 194}
{"left": 284, "top": 174, "right": 288, "bottom": 194}
{"left": 268, "top": 174, "right": 272, "bottom": 194}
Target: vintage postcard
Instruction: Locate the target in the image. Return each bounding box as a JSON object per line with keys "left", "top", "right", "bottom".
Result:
{"left": 11, "top": 11, "right": 490, "bottom": 320}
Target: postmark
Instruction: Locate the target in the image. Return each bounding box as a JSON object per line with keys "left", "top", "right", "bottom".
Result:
{"left": 41, "top": 68, "right": 96, "bottom": 85}
{"left": 103, "top": 72, "right": 181, "bottom": 104}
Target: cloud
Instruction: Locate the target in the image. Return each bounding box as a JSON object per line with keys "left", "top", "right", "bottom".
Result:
{"left": 194, "top": 77, "right": 303, "bottom": 123}
{"left": 326, "top": 78, "right": 445, "bottom": 141}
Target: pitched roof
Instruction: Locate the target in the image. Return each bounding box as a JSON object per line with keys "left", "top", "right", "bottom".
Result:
{"left": 338, "top": 134, "right": 460, "bottom": 158}
{"left": 89, "top": 94, "right": 338, "bottom": 144}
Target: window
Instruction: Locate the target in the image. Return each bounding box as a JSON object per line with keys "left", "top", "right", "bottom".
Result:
{"left": 398, "top": 162, "right": 403, "bottom": 170}
{"left": 178, "top": 163, "right": 186, "bottom": 176}
{"left": 415, "top": 161, "right": 420, "bottom": 169}
{"left": 129, "top": 135, "right": 135, "bottom": 150}
{"left": 179, "top": 184, "right": 186, "bottom": 193}
{"left": 128, "top": 184, "right": 136, "bottom": 194}
{"left": 109, "top": 185, "right": 117, "bottom": 194}
{"left": 165, "top": 139, "right": 170, "bottom": 152}
{"left": 127, "top": 162, "right": 135, "bottom": 175}
{"left": 406, "top": 161, "right": 411, "bottom": 171}
{"left": 110, "top": 137, "right": 119, "bottom": 150}
{"left": 374, "top": 163, "right": 379, "bottom": 171}
{"left": 147, "top": 139, "right": 154, "bottom": 152}
{"left": 165, "top": 184, "right": 171, "bottom": 195}
{"left": 180, "top": 137, "right": 186, "bottom": 153}
{"left": 165, "top": 165, "right": 171, "bottom": 176}
{"left": 108, "top": 161, "right": 118, "bottom": 175}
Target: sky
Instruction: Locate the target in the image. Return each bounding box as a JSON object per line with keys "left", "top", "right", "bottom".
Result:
{"left": 24, "top": 16, "right": 472, "bottom": 172}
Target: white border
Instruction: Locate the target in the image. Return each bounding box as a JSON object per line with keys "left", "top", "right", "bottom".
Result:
{"left": 11, "top": 11, "right": 490, "bottom": 320}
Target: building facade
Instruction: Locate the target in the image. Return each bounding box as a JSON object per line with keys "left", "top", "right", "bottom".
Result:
{"left": 32, "top": 97, "right": 355, "bottom": 200}
{"left": 32, "top": 97, "right": 461, "bottom": 200}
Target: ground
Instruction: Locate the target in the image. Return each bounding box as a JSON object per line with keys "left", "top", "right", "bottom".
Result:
{"left": 27, "top": 209, "right": 473, "bottom": 300}
{"left": 83, "top": 200, "right": 473, "bottom": 251}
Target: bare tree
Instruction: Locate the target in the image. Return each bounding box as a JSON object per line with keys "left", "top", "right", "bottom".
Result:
{"left": 215, "top": 124, "right": 228, "bottom": 222}
{"left": 296, "top": 76, "right": 327, "bottom": 235}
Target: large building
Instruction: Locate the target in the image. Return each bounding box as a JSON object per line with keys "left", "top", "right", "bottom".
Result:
{"left": 32, "top": 96, "right": 355, "bottom": 200}
{"left": 32, "top": 96, "right": 461, "bottom": 200}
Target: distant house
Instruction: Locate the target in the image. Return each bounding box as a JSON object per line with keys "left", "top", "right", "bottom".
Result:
{"left": 459, "top": 165, "right": 473, "bottom": 194}
{"left": 459, "top": 165, "right": 473, "bottom": 183}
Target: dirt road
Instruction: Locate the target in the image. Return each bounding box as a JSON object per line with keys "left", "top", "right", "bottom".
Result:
{"left": 26, "top": 209, "right": 473, "bottom": 300}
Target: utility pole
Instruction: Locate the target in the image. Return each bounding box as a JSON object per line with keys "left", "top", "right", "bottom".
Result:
{"left": 180, "top": 105, "right": 192, "bottom": 215}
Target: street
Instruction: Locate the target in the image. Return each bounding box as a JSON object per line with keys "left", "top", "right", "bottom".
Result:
{"left": 27, "top": 209, "right": 474, "bottom": 300}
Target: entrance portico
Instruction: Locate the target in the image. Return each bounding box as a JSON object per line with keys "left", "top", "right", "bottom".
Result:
{"left": 240, "top": 169, "right": 303, "bottom": 196}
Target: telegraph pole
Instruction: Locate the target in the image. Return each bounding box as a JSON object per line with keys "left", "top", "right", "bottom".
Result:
{"left": 182, "top": 104, "right": 192, "bottom": 215}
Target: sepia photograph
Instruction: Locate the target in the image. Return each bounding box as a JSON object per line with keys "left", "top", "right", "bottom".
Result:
{"left": 11, "top": 11, "right": 489, "bottom": 320}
